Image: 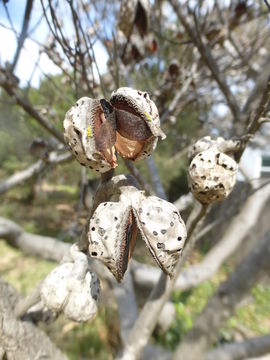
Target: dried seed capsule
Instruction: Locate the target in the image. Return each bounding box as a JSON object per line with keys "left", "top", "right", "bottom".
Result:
{"left": 189, "top": 148, "right": 238, "bottom": 204}
{"left": 119, "top": 0, "right": 150, "bottom": 38}
{"left": 63, "top": 97, "right": 117, "bottom": 173}
{"left": 41, "top": 263, "right": 100, "bottom": 322}
{"left": 110, "top": 87, "right": 166, "bottom": 160}
{"left": 88, "top": 199, "right": 138, "bottom": 282}
{"left": 133, "top": 196, "right": 187, "bottom": 277}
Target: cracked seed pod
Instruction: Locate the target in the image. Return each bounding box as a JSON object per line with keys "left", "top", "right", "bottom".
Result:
{"left": 119, "top": 0, "right": 150, "bottom": 38}
{"left": 41, "top": 262, "right": 100, "bottom": 322}
{"left": 88, "top": 198, "right": 138, "bottom": 282}
{"left": 189, "top": 148, "right": 238, "bottom": 204}
{"left": 110, "top": 87, "right": 166, "bottom": 161}
{"left": 63, "top": 97, "right": 117, "bottom": 173}
{"left": 133, "top": 196, "right": 187, "bottom": 277}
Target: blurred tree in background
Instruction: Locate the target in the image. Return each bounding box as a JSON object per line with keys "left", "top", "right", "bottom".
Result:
{"left": 0, "top": 0, "right": 270, "bottom": 359}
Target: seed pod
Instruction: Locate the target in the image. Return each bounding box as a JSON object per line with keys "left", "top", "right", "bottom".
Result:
{"left": 63, "top": 97, "right": 117, "bottom": 173}
{"left": 88, "top": 199, "right": 138, "bottom": 282}
{"left": 188, "top": 136, "right": 216, "bottom": 161}
{"left": 41, "top": 263, "right": 100, "bottom": 322}
{"left": 110, "top": 87, "right": 166, "bottom": 161}
{"left": 189, "top": 148, "right": 238, "bottom": 204}
{"left": 133, "top": 196, "right": 187, "bottom": 277}
{"left": 119, "top": 0, "right": 150, "bottom": 38}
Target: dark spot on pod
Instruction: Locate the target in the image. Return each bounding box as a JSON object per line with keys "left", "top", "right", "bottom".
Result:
{"left": 96, "top": 219, "right": 100, "bottom": 224}
{"left": 192, "top": 164, "right": 196, "bottom": 169}
{"left": 91, "top": 227, "right": 95, "bottom": 231}
{"left": 98, "top": 228, "right": 105, "bottom": 236}
{"left": 157, "top": 242, "right": 165, "bottom": 249}
{"left": 177, "top": 236, "right": 182, "bottom": 241}
{"left": 75, "top": 129, "right": 80, "bottom": 135}
{"left": 89, "top": 166, "right": 93, "bottom": 169}
{"left": 76, "top": 103, "right": 79, "bottom": 107}
{"left": 138, "top": 208, "right": 143, "bottom": 213}
{"left": 104, "top": 203, "right": 107, "bottom": 206}
{"left": 170, "top": 222, "right": 174, "bottom": 227}
{"left": 208, "top": 160, "right": 211, "bottom": 163}
{"left": 218, "top": 183, "right": 225, "bottom": 189}
{"left": 138, "top": 91, "right": 142, "bottom": 95}
{"left": 201, "top": 175, "right": 206, "bottom": 180}
{"left": 214, "top": 176, "right": 219, "bottom": 181}
{"left": 104, "top": 235, "right": 108, "bottom": 240}
{"left": 205, "top": 186, "right": 209, "bottom": 190}
{"left": 73, "top": 138, "right": 77, "bottom": 144}
{"left": 114, "top": 216, "right": 118, "bottom": 221}
{"left": 144, "top": 93, "right": 148, "bottom": 98}
{"left": 161, "top": 229, "right": 167, "bottom": 234}
{"left": 216, "top": 153, "right": 220, "bottom": 160}
{"left": 147, "top": 212, "right": 150, "bottom": 216}
{"left": 230, "top": 167, "right": 234, "bottom": 171}
{"left": 96, "top": 169, "right": 100, "bottom": 172}
{"left": 87, "top": 157, "right": 91, "bottom": 161}
{"left": 75, "top": 151, "right": 78, "bottom": 155}
{"left": 93, "top": 295, "right": 98, "bottom": 301}
{"left": 199, "top": 153, "right": 203, "bottom": 157}
{"left": 80, "top": 162, "right": 86, "bottom": 167}
{"left": 91, "top": 252, "right": 97, "bottom": 256}
{"left": 141, "top": 221, "right": 145, "bottom": 225}
{"left": 177, "top": 248, "right": 183, "bottom": 252}
{"left": 153, "top": 231, "right": 158, "bottom": 236}
{"left": 222, "top": 164, "right": 227, "bottom": 169}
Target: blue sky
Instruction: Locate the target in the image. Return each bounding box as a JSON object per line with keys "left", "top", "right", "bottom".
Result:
{"left": 0, "top": 0, "right": 108, "bottom": 87}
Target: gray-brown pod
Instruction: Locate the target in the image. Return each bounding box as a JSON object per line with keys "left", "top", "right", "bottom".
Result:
{"left": 63, "top": 97, "right": 117, "bottom": 173}
{"left": 110, "top": 87, "right": 166, "bottom": 161}
{"left": 188, "top": 137, "right": 238, "bottom": 204}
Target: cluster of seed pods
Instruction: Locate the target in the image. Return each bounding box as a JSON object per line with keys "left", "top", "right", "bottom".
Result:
{"left": 63, "top": 87, "right": 166, "bottom": 173}
{"left": 88, "top": 190, "right": 187, "bottom": 282}
{"left": 188, "top": 136, "right": 238, "bottom": 204}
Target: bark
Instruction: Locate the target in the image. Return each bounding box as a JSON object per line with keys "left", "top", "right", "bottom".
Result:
{"left": 172, "top": 231, "right": 270, "bottom": 360}
{"left": 204, "top": 335, "right": 270, "bottom": 360}
{"left": 0, "top": 277, "right": 67, "bottom": 360}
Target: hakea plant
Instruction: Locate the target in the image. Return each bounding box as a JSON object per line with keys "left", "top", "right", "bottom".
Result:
{"left": 41, "top": 88, "right": 241, "bottom": 322}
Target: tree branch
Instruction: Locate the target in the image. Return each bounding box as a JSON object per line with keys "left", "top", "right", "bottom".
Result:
{"left": 172, "top": 231, "right": 270, "bottom": 360}
{"left": 204, "top": 334, "right": 270, "bottom": 360}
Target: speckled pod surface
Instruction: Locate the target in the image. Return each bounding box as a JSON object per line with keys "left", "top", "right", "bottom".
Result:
{"left": 189, "top": 148, "right": 238, "bottom": 204}
{"left": 110, "top": 87, "right": 165, "bottom": 161}
{"left": 118, "top": 0, "right": 138, "bottom": 37}
{"left": 41, "top": 262, "right": 100, "bottom": 322}
{"left": 88, "top": 199, "right": 137, "bottom": 282}
{"left": 63, "top": 97, "right": 117, "bottom": 173}
{"left": 133, "top": 196, "right": 187, "bottom": 277}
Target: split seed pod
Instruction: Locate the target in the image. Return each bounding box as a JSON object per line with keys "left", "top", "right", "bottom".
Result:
{"left": 189, "top": 148, "right": 238, "bottom": 204}
{"left": 63, "top": 97, "right": 117, "bottom": 173}
{"left": 41, "top": 263, "right": 100, "bottom": 322}
{"left": 88, "top": 198, "right": 138, "bottom": 282}
{"left": 133, "top": 196, "right": 187, "bottom": 277}
{"left": 110, "top": 87, "right": 166, "bottom": 161}
{"left": 119, "top": 0, "right": 150, "bottom": 38}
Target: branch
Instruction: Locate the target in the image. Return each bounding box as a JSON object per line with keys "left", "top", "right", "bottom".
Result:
{"left": 0, "top": 277, "right": 67, "bottom": 360}
{"left": 168, "top": 0, "right": 241, "bottom": 121}
{"left": 0, "top": 151, "right": 71, "bottom": 195}
{"left": 172, "top": 231, "right": 270, "bottom": 360}
{"left": 0, "top": 67, "right": 65, "bottom": 144}
{"left": 204, "top": 334, "right": 270, "bottom": 360}
{"left": 10, "top": 0, "right": 34, "bottom": 73}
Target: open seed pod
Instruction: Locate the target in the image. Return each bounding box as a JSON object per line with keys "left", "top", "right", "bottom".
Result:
{"left": 88, "top": 198, "right": 138, "bottom": 282}
{"left": 41, "top": 262, "right": 100, "bottom": 322}
{"left": 119, "top": 0, "right": 150, "bottom": 38}
{"left": 133, "top": 196, "right": 187, "bottom": 277}
{"left": 189, "top": 148, "right": 238, "bottom": 204}
{"left": 110, "top": 87, "right": 166, "bottom": 161}
{"left": 63, "top": 97, "right": 117, "bottom": 173}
